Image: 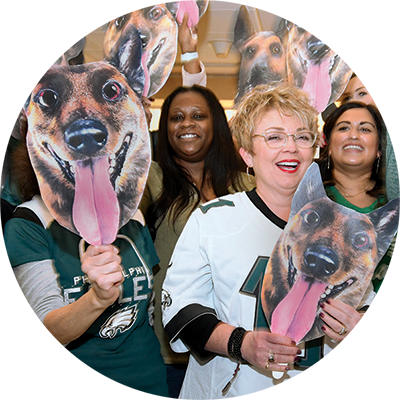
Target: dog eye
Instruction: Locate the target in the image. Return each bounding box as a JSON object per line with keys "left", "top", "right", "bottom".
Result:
{"left": 352, "top": 232, "right": 371, "bottom": 249}
{"left": 114, "top": 16, "right": 126, "bottom": 29}
{"left": 149, "top": 6, "right": 164, "bottom": 20}
{"left": 333, "top": 13, "right": 349, "bottom": 25}
{"left": 102, "top": 81, "right": 123, "bottom": 101}
{"left": 37, "top": 89, "right": 58, "bottom": 109}
{"left": 246, "top": 46, "right": 256, "bottom": 55}
{"left": 271, "top": 44, "right": 281, "bottom": 55}
{"left": 303, "top": 210, "right": 320, "bottom": 226}
{"left": 296, "top": 17, "right": 308, "bottom": 31}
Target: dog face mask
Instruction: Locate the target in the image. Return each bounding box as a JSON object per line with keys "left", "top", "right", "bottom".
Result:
{"left": 261, "top": 163, "right": 399, "bottom": 343}
{"left": 281, "top": 0, "right": 365, "bottom": 112}
{"left": 103, "top": 1, "right": 209, "bottom": 97}
{"left": 24, "top": 25, "right": 150, "bottom": 246}
{"left": 233, "top": 5, "right": 287, "bottom": 106}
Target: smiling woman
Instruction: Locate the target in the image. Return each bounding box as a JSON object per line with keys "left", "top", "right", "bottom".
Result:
{"left": 139, "top": 84, "right": 253, "bottom": 396}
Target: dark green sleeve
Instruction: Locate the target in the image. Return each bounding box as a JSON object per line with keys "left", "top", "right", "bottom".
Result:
{"left": 381, "top": 65, "right": 400, "bottom": 200}
{"left": 4, "top": 217, "right": 51, "bottom": 267}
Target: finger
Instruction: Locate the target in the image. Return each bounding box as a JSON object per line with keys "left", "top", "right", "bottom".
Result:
{"left": 181, "top": 12, "right": 189, "bottom": 27}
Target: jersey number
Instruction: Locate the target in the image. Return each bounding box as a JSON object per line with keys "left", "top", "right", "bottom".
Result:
{"left": 239, "top": 257, "right": 329, "bottom": 371}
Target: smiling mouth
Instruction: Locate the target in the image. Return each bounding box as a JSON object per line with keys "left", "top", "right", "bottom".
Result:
{"left": 43, "top": 133, "right": 132, "bottom": 189}
{"left": 178, "top": 133, "right": 199, "bottom": 139}
{"left": 343, "top": 145, "right": 363, "bottom": 151}
{"left": 276, "top": 161, "right": 300, "bottom": 172}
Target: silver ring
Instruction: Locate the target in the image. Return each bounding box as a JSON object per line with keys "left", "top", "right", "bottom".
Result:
{"left": 338, "top": 326, "right": 348, "bottom": 335}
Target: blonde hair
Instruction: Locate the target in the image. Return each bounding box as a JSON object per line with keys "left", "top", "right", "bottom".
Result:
{"left": 231, "top": 82, "right": 319, "bottom": 154}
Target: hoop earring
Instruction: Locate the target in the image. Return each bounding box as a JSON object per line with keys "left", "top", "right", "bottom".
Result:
{"left": 376, "top": 157, "right": 381, "bottom": 174}
{"left": 246, "top": 166, "right": 253, "bottom": 183}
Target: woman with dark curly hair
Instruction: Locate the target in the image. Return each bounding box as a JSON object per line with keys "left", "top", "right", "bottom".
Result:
{"left": 140, "top": 84, "right": 252, "bottom": 396}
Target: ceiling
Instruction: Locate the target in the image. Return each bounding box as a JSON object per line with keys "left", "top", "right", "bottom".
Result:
{"left": 0, "top": 0, "right": 392, "bottom": 98}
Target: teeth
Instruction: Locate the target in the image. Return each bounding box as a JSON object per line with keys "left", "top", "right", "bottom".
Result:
{"left": 344, "top": 145, "right": 363, "bottom": 151}
{"left": 278, "top": 162, "right": 298, "bottom": 167}
{"left": 180, "top": 134, "right": 197, "bottom": 139}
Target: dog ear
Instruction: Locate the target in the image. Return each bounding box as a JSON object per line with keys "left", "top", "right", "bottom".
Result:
{"left": 105, "top": 24, "right": 145, "bottom": 98}
{"left": 369, "top": 197, "right": 399, "bottom": 260}
{"left": 14, "top": 32, "right": 50, "bottom": 110}
{"left": 53, "top": 2, "right": 86, "bottom": 60}
{"left": 290, "top": 162, "right": 326, "bottom": 217}
{"left": 0, "top": 0, "right": 28, "bottom": 55}
{"left": 107, "top": 0, "right": 123, "bottom": 25}
{"left": 234, "top": 5, "right": 256, "bottom": 49}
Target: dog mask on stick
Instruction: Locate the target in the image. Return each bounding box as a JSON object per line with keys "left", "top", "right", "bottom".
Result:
{"left": 0, "top": 0, "right": 85, "bottom": 139}
{"left": 104, "top": 1, "right": 209, "bottom": 97}
{"left": 261, "top": 163, "right": 399, "bottom": 343}
{"left": 24, "top": 25, "right": 150, "bottom": 246}
{"left": 281, "top": 0, "right": 366, "bottom": 112}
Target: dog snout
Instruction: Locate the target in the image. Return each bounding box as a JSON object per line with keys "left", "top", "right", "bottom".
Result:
{"left": 307, "top": 37, "right": 329, "bottom": 60}
{"left": 303, "top": 245, "right": 339, "bottom": 278}
{"left": 65, "top": 119, "right": 108, "bottom": 155}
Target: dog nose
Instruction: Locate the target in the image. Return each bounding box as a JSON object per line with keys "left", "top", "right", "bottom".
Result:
{"left": 65, "top": 119, "right": 108, "bottom": 155}
{"left": 303, "top": 245, "right": 339, "bottom": 278}
{"left": 307, "top": 37, "right": 329, "bottom": 60}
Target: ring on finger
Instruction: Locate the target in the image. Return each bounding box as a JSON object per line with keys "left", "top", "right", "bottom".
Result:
{"left": 268, "top": 350, "right": 275, "bottom": 363}
{"left": 338, "top": 326, "right": 348, "bottom": 336}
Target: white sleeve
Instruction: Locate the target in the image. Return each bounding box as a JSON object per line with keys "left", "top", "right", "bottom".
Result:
{"left": 13, "top": 259, "right": 65, "bottom": 323}
{"left": 162, "top": 210, "right": 215, "bottom": 352}
{"left": 182, "top": 61, "right": 207, "bottom": 87}
{"left": 348, "top": 282, "right": 386, "bottom": 362}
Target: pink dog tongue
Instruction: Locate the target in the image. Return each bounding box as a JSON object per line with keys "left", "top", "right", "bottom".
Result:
{"left": 72, "top": 156, "right": 120, "bottom": 245}
{"left": 384, "top": 0, "right": 400, "bottom": 36}
{"left": 302, "top": 58, "right": 332, "bottom": 113}
{"left": 176, "top": 1, "right": 199, "bottom": 27}
{"left": 271, "top": 274, "right": 327, "bottom": 343}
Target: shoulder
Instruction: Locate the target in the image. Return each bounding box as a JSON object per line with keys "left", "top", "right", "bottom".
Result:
{"left": 13, "top": 195, "right": 54, "bottom": 228}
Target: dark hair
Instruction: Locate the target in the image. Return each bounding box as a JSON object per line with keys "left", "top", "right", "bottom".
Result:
{"left": 147, "top": 85, "right": 243, "bottom": 239}
{"left": 319, "top": 101, "right": 387, "bottom": 199}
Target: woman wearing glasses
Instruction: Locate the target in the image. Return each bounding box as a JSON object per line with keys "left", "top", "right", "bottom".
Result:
{"left": 161, "top": 82, "right": 369, "bottom": 398}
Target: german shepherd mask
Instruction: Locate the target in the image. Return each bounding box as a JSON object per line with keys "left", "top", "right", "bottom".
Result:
{"left": 24, "top": 25, "right": 150, "bottom": 246}
{"left": 261, "top": 163, "right": 399, "bottom": 343}
{"left": 104, "top": 1, "right": 209, "bottom": 97}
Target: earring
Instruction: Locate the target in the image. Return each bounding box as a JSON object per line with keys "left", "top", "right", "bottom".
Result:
{"left": 246, "top": 166, "right": 253, "bottom": 183}
{"left": 376, "top": 157, "right": 381, "bottom": 174}
{"left": 327, "top": 155, "right": 331, "bottom": 170}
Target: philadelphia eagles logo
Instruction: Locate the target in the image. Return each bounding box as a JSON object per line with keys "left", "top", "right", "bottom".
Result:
{"left": 99, "top": 304, "right": 138, "bottom": 339}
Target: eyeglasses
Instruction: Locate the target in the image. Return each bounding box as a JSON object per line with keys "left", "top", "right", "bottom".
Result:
{"left": 252, "top": 130, "right": 316, "bottom": 149}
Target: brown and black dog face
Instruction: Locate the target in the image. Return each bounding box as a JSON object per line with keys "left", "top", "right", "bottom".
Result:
{"left": 234, "top": 6, "right": 287, "bottom": 105}
{"left": 283, "top": 22, "right": 352, "bottom": 112}
{"left": 24, "top": 26, "right": 150, "bottom": 246}
{"left": 104, "top": 2, "right": 209, "bottom": 97}
{"left": 0, "top": 0, "right": 85, "bottom": 139}
{"left": 104, "top": 5, "right": 177, "bottom": 97}
{"left": 369, "top": 0, "right": 400, "bottom": 36}
{"left": 261, "top": 163, "right": 399, "bottom": 343}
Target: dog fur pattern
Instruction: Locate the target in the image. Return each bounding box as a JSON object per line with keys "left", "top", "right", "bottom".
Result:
{"left": 0, "top": 0, "right": 85, "bottom": 139}
{"left": 104, "top": 1, "right": 208, "bottom": 97}
{"left": 281, "top": 0, "right": 365, "bottom": 112}
{"left": 24, "top": 25, "right": 150, "bottom": 246}
{"left": 261, "top": 163, "right": 399, "bottom": 343}
{"left": 234, "top": 5, "right": 287, "bottom": 105}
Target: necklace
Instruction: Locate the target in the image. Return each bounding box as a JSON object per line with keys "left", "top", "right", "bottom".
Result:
{"left": 335, "top": 181, "right": 374, "bottom": 198}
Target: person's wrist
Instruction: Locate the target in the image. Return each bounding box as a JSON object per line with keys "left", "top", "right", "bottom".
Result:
{"left": 227, "top": 327, "right": 249, "bottom": 364}
{"left": 181, "top": 51, "right": 199, "bottom": 64}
